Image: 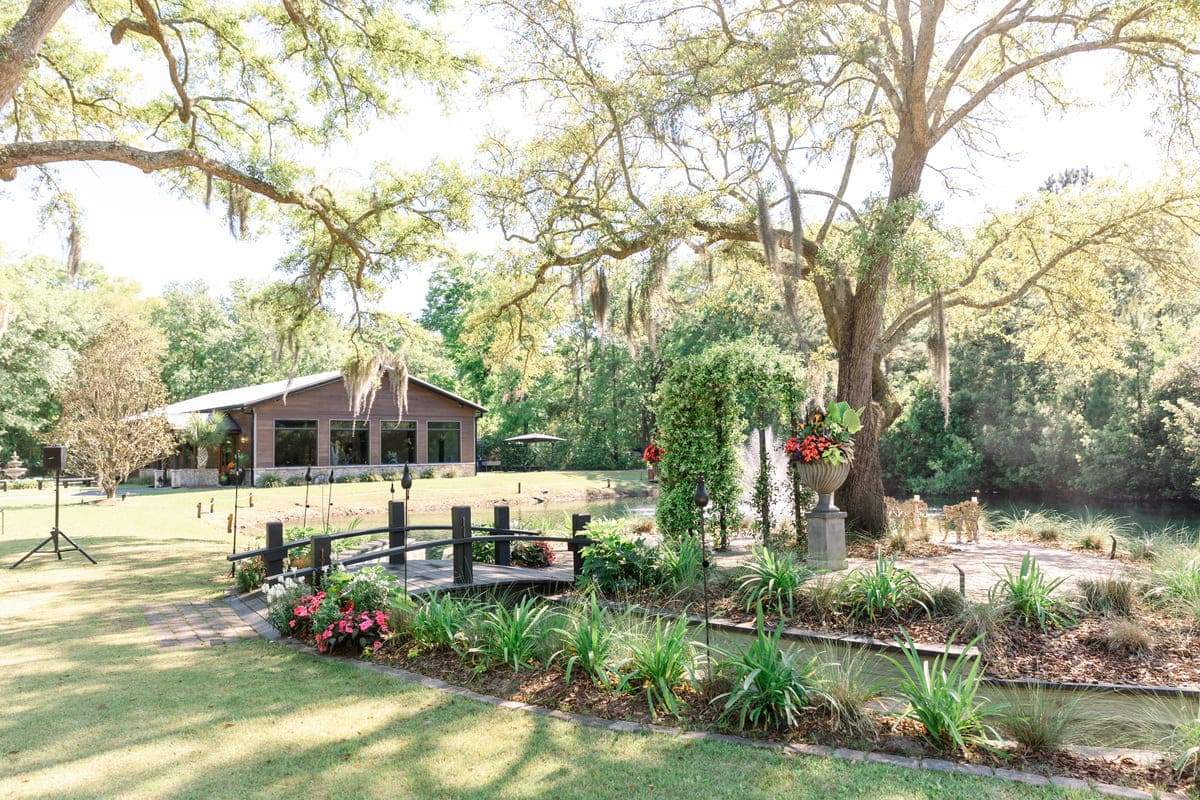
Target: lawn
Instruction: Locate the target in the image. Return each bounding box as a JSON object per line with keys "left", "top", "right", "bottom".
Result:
{"left": 0, "top": 479, "right": 1094, "bottom": 799}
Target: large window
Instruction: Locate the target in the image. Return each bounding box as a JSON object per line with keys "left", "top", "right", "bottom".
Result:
{"left": 330, "top": 420, "right": 369, "bottom": 465}
{"left": 274, "top": 420, "right": 317, "bottom": 467}
{"left": 381, "top": 421, "right": 417, "bottom": 464}
{"left": 427, "top": 421, "right": 461, "bottom": 463}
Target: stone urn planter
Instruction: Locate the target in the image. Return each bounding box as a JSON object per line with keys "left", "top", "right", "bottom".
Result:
{"left": 794, "top": 459, "right": 851, "bottom": 512}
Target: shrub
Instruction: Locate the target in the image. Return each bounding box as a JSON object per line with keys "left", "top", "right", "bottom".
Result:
{"left": 929, "top": 585, "right": 965, "bottom": 617}
{"left": 324, "top": 566, "right": 400, "bottom": 613}
{"left": 472, "top": 540, "right": 496, "bottom": 564}
{"left": 579, "top": 531, "right": 661, "bottom": 594}
{"left": 425, "top": 544, "right": 446, "bottom": 560}
{"left": 234, "top": 557, "right": 266, "bottom": 593}
{"left": 310, "top": 593, "right": 344, "bottom": 635}
{"left": 840, "top": 555, "right": 930, "bottom": 623}
{"left": 285, "top": 475, "right": 307, "bottom": 486}
{"left": 555, "top": 594, "right": 621, "bottom": 687}
{"left": 1068, "top": 512, "right": 1134, "bottom": 549}
{"left": 1078, "top": 575, "right": 1137, "bottom": 617}
{"left": 889, "top": 634, "right": 996, "bottom": 756}
{"left": 264, "top": 578, "right": 310, "bottom": 635}
{"left": 813, "top": 648, "right": 880, "bottom": 740}
{"left": 1077, "top": 533, "right": 1105, "bottom": 551}
{"left": 259, "top": 474, "right": 284, "bottom": 487}
{"left": 472, "top": 597, "right": 553, "bottom": 672}
{"left": 621, "top": 616, "right": 695, "bottom": 718}
{"left": 419, "top": 468, "right": 436, "bottom": 479}
{"left": 1037, "top": 527, "right": 1059, "bottom": 542}
{"left": 714, "top": 612, "right": 818, "bottom": 731}
{"left": 991, "top": 553, "right": 1075, "bottom": 631}
{"left": 409, "top": 592, "right": 478, "bottom": 652}
{"left": 737, "top": 547, "right": 808, "bottom": 618}
{"left": 1095, "top": 619, "right": 1151, "bottom": 655}
{"left": 512, "top": 540, "right": 555, "bottom": 568}
{"left": 441, "top": 469, "right": 457, "bottom": 478}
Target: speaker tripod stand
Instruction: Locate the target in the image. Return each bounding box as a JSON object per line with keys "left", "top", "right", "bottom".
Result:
{"left": 10, "top": 469, "right": 97, "bottom": 568}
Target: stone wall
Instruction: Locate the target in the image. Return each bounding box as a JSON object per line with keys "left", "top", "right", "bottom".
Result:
{"left": 253, "top": 462, "right": 476, "bottom": 485}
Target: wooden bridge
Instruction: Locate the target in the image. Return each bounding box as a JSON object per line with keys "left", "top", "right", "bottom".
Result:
{"left": 227, "top": 502, "right": 591, "bottom": 595}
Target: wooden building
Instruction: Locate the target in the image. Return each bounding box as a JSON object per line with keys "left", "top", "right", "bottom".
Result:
{"left": 159, "top": 371, "right": 486, "bottom": 485}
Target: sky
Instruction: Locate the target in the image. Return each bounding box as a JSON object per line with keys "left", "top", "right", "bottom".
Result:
{"left": 0, "top": 9, "right": 1172, "bottom": 319}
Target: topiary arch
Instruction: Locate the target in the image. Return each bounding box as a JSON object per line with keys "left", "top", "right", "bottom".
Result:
{"left": 655, "top": 340, "right": 807, "bottom": 546}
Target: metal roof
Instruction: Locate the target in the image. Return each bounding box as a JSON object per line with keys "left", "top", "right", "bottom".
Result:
{"left": 160, "top": 370, "right": 487, "bottom": 417}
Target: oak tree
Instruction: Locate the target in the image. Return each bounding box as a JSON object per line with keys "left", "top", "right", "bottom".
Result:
{"left": 483, "top": 0, "right": 1200, "bottom": 531}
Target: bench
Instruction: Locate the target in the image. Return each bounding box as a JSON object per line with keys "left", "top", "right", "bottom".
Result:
{"left": 36, "top": 476, "right": 96, "bottom": 490}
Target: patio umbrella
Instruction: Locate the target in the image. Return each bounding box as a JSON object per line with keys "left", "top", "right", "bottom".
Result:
{"left": 503, "top": 433, "right": 566, "bottom": 470}
{"left": 503, "top": 433, "right": 567, "bottom": 444}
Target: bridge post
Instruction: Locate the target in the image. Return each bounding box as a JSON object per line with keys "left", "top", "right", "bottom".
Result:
{"left": 265, "top": 521, "right": 284, "bottom": 580}
{"left": 493, "top": 505, "right": 510, "bottom": 566}
{"left": 388, "top": 501, "right": 407, "bottom": 566}
{"left": 451, "top": 506, "right": 473, "bottom": 586}
{"left": 569, "top": 513, "right": 591, "bottom": 577}
{"left": 310, "top": 533, "right": 332, "bottom": 588}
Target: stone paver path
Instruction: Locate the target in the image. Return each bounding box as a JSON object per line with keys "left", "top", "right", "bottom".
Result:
{"left": 848, "top": 538, "right": 1133, "bottom": 598}
{"left": 143, "top": 600, "right": 260, "bottom": 648}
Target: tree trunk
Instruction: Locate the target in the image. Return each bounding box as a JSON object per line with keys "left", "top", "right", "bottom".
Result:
{"left": 837, "top": 130, "right": 928, "bottom": 534}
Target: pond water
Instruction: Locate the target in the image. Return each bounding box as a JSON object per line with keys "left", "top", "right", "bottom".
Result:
{"left": 928, "top": 494, "right": 1200, "bottom": 539}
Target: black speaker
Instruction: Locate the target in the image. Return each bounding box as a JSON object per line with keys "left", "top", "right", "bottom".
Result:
{"left": 43, "top": 445, "right": 66, "bottom": 471}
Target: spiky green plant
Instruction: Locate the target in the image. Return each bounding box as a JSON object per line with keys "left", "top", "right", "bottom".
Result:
{"left": 1148, "top": 548, "right": 1200, "bottom": 627}
{"left": 888, "top": 634, "right": 997, "bottom": 756}
{"left": 409, "top": 592, "right": 479, "bottom": 653}
{"left": 953, "top": 601, "right": 1007, "bottom": 652}
{"left": 621, "top": 616, "right": 695, "bottom": 718}
{"left": 991, "top": 553, "right": 1075, "bottom": 631}
{"left": 839, "top": 555, "right": 930, "bottom": 623}
{"left": 659, "top": 534, "right": 704, "bottom": 590}
{"left": 472, "top": 596, "right": 554, "bottom": 672}
{"left": 737, "top": 547, "right": 808, "bottom": 618}
{"left": 555, "top": 594, "right": 622, "bottom": 687}
{"left": 714, "top": 610, "right": 818, "bottom": 731}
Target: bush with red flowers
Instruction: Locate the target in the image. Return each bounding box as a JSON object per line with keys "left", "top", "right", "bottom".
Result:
{"left": 314, "top": 605, "right": 391, "bottom": 654}
{"left": 643, "top": 442, "right": 664, "bottom": 464}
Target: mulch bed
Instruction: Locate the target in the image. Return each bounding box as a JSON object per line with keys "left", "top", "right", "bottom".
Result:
{"left": 364, "top": 636, "right": 1193, "bottom": 796}
{"left": 602, "top": 587, "right": 1200, "bottom": 690}
{"left": 846, "top": 539, "right": 954, "bottom": 559}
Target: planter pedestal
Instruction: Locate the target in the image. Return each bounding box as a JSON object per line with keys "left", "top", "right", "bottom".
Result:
{"left": 794, "top": 460, "right": 851, "bottom": 571}
{"left": 806, "top": 509, "right": 847, "bottom": 571}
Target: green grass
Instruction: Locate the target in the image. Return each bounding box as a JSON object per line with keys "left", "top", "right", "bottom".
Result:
{"left": 0, "top": 486, "right": 1094, "bottom": 799}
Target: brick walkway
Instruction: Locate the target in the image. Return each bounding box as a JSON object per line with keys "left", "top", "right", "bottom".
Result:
{"left": 142, "top": 600, "right": 263, "bottom": 649}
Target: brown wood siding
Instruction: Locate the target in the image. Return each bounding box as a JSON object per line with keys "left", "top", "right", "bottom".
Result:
{"left": 247, "top": 374, "right": 478, "bottom": 469}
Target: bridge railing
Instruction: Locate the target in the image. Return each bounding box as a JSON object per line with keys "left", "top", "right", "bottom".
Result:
{"left": 227, "top": 501, "right": 592, "bottom": 588}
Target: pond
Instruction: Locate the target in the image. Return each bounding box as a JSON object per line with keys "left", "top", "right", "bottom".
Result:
{"left": 929, "top": 493, "right": 1200, "bottom": 540}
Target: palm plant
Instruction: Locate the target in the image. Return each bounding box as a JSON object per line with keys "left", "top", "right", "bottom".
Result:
{"left": 737, "top": 546, "right": 808, "bottom": 618}
{"left": 181, "top": 411, "right": 227, "bottom": 469}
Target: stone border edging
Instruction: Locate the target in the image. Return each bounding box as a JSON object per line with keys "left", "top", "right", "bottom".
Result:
{"left": 222, "top": 595, "right": 1190, "bottom": 800}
